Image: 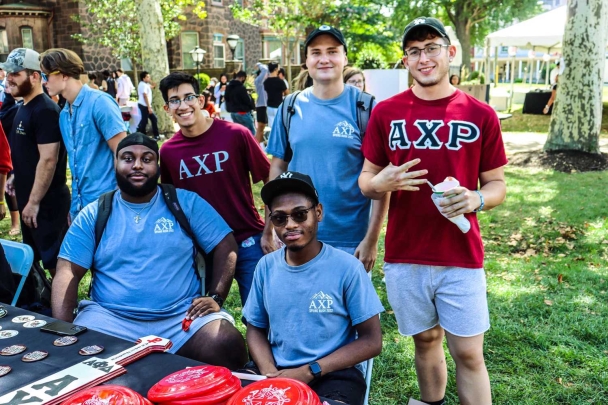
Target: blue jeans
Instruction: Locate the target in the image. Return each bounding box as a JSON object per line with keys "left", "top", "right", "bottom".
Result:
{"left": 234, "top": 233, "right": 264, "bottom": 306}
{"left": 230, "top": 112, "right": 256, "bottom": 136}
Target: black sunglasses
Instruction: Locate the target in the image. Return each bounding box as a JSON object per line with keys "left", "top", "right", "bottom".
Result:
{"left": 269, "top": 206, "right": 316, "bottom": 227}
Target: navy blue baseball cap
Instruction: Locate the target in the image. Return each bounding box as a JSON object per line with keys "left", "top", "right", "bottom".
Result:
{"left": 402, "top": 17, "right": 450, "bottom": 50}
{"left": 305, "top": 25, "right": 347, "bottom": 54}
{"left": 261, "top": 171, "right": 319, "bottom": 206}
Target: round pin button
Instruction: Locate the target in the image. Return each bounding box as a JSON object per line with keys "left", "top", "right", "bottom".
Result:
{"left": 23, "top": 320, "right": 47, "bottom": 328}
{"left": 22, "top": 350, "right": 48, "bottom": 362}
{"left": 12, "top": 315, "right": 34, "bottom": 323}
{"left": 79, "top": 345, "right": 104, "bottom": 356}
{"left": 1, "top": 344, "right": 27, "bottom": 356}
{"left": 0, "top": 307, "right": 7, "bottom": 318}
{"left": 53, "top": 336, "right": 78, "bottom": 347}
{"left": 0, "top": 365, "right": 11, "bottom": 377}
{"left": 0, "top": 330, "right": 18, "bottom": 339}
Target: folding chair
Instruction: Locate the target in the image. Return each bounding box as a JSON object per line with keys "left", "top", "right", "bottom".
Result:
{"left": 0, "top": 239, "right": 34, "bottom": 306}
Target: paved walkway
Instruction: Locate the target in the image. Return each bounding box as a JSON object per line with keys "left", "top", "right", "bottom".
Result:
{"left": 502, "top": 132, "right": 608, "bottom": 154}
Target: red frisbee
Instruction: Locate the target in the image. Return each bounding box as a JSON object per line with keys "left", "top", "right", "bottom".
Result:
{"left": 159, "top": 375, "right": 241, "bottom": 405}
{"left": 148, "top": 365, "right": 233, "bottom": 402}
{"left": 61, "top": 385, "right": 147, "bottom": 405}
{"left": 227, "top": 378, "right": 321, "bottom": 405}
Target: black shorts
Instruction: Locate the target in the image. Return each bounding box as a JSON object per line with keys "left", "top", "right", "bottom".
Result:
{"left": 242, "top": 362, "right": 366, "bottom": 405}
{"left": 256, "top": 106, "right": 268, "bottom": 124}
{"left": 20, "top": 188, "right": 70, "bottom": 270}
{"left": 4, "top": 192, "right": 18, "bottom": 212}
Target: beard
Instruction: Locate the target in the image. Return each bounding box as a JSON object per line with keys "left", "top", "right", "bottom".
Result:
{"left": 115, "top": 167, "right": 160, "bottom": 198}
{"left": 9, "top": 78, "right": 33, "bottom": 98}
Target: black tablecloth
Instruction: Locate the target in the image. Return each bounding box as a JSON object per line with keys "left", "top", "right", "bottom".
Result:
{"left": 0, "top": 306, "right": 340, "bottom": 404}
{"left": 523, "top": 91, "right": 552, "bottom": 114}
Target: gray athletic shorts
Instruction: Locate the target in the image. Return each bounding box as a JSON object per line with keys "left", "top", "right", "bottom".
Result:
{"left": 384, "top": 263, "right": 490, "bottom": 337}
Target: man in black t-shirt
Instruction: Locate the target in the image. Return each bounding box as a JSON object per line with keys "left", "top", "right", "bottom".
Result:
{"left": 263, "top": 62, "right": 288, "bottom": 128}
{"left": 2, "top": 48, "right": 69, "bottom": 276}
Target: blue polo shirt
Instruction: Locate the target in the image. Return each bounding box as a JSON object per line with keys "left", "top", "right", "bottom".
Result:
{"left": 59, "top": 85, "right": 125, "bottom": 218}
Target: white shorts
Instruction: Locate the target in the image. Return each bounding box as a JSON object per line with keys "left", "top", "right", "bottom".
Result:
{"left": 384, "top": 263, "right": 490, "bottom": 337}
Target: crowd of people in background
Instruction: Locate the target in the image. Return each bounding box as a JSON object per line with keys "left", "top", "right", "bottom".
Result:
{"left": 0, "top": 16, "right": 509, "bottom": 405}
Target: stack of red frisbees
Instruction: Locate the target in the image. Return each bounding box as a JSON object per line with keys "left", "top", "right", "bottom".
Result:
{"left": 227, "top": 378, "right": 321, "bottom": 405}
{"left": 148, "top": 365, "right": 241, "bottom": 405}
{"left": 61, "top": 385, "right": 151, "bottom": 405}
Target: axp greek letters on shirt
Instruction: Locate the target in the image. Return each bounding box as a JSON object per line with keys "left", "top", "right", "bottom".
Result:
{"left": 362, "top": 89, "right": 507, "bottom": 268}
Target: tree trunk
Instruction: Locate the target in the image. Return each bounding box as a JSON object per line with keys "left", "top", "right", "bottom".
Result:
{"left": 545, "top": 0, "right": 608, "bottom": 153}
{"left": 134, "top": 0, "right": 174, "bottom": 137}
{"left": 449, "top": 9, "right": 472, "bottom": 78}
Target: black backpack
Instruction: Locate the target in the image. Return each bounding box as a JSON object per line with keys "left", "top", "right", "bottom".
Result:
{"left": 92, "top": 184, "right": 210, "bottom": 295}
{"left": 280, "top": 89, "right": 375, "bottom": 162}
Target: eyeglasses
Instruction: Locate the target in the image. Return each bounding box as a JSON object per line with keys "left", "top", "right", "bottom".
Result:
{"left": 404, "top": 44, "right": 449, "bottom": 61}
{"left": 347, "top": 79, "right": 364, "bottom": 86}
{"left": 269, "top": 206, "right": 316, "bottom": 227}
{"left": 167, "top": 94, "right": 199, "bottom": 109}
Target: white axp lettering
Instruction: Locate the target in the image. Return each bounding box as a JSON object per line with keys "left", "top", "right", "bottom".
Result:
{"left": 178, "top": 151, "right": 230, "bottom": 179}
{"left": 447, "top": 121, "right": 480, "bottom": 150}
{"left": 388, "top": 120, "right": 411, "bottom": 150}
{"left": 309, "top": 291, "right": 334, "bottom": 313}
{"left": 413, "top": 120, "right": 444, "bottom": 149}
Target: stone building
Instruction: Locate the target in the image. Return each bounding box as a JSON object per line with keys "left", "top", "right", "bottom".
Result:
{"left": 0, "top": 0, "right": 263, "bottom": 76}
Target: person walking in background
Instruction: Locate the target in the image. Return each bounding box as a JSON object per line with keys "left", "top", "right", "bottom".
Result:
{"left": 263, "top": 62, "right": 288, "bottom": 128}
{"left": 86, "top": 72, "right": 99, "bottom": 90}
{"left": 344, "top": 67, "right": 366, "bottom": 91}
{"left": 214, "top": 73, "right": 229, "bottom": 104}
{"left": 116, "top": 68, "right": 134, "bottom": 106}
{"left": 278, "top": 68, "right": 290, "bottom": 93}
{"left": 225, "top": 71, "right": 256, "bottom": 136}
{"left": 450, "top": 74, "right": 460, "bottom": 85}
{"left": 103, "top": 70, "right": 117, "bottom": 101}
{"left": 254, "top": 62, "right": 268, "bottom": 149}
{"left": 137, "top": 71, "right": 160, "bottom": 141}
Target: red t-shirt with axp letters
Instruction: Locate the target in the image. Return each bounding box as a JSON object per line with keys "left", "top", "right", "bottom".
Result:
{"left": 159, "top": 120, "right": 270, "bottom": 243}
{"left": 362, "top": 89, "right": 507, "bottom": 268}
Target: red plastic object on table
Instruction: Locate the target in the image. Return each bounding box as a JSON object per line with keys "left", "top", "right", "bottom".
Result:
{"left": 147, "top": 365, "right": 234, "bottom": 402}
{"left": 159, "top": 375, "right": 241, "bottom": 405}
{"left": 227, "top": 377, "right": 321, "bottom": 405}
{"left": 61, "top": 385, "right": 148, "bottom": 405}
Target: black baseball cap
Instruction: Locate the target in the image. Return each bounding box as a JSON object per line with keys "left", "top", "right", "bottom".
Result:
{"left": 261, "top": 171, "right": 319, "bottom": 207}
{"left": 116, "top": 132, "right": 159, "bottom": 159}
{"left": 305, "top": 25, "right": 347, "bottom": 55}
{"left": 402, "top": 17, "right": 449, "bottom": 50}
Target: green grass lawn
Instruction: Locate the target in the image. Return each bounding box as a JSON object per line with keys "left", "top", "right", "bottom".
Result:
{"left": 1, "top": 166, "right": 606, "bottom": 403}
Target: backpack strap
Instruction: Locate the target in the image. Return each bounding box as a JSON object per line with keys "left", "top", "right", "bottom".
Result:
{"left": 280, "top": 90, "right": 301, "bottom": 162}
{"left": 356, "top": 91, "right": 375, "bottom": 139}
{"left": 88, "top": 189, "right": 117, "bottom": 297}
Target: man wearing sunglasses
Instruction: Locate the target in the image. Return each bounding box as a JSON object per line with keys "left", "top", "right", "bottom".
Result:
{"left": 1, "top": 48, "right": 69, "bottom": 277}
{"left": 358, "top": 17, "right": 507, "bottom": 405}
{"left": 159, "top": 72, "right": 270, "bottom": 307}
{"left": 40, "top": 48, "right": 126, "bottom": 221}
{"left": 243, "top": 171, "right": 383, "bottom": 405}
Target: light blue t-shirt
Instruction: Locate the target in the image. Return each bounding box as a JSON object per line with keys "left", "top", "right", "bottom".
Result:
{"left": 59, "top": 187, "right": 232, "bottom": 320}
{"left": 267, "top": 85, "right": 371, "bottom": 247}
{"left": 243, "top": 243, "right": 384, "bottom": 368}
{"left": 60, "top": 85, "right": 125, "bottom": 218}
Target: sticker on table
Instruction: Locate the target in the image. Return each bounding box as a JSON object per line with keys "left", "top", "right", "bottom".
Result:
{"left": 0, "top": 330, "right": 18, "bottom": 339}
{"left": 0, "top": 365, "right": 11, "bottom": 377}
{"left": 79, "top": 345, "right": 104, "bottom": 356}
{"left": 12, "top": 315, "right": 35, "bottom": 323}
{"left": 22, "top": 350, "right": 48, "bottom": 362}
{"left": 23, "top": 320, "right": 47, "bottom": 328}
{"left": 1, "top": 344, "right": 27, "bottom": 356}
{"left": 0, "top": 307, "right": 7, "bottom": 318}
{"left": 54, "top": 336, "right": 78, "bottom": 347}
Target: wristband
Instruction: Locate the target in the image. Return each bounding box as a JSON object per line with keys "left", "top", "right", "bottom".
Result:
{"left": 473, "top": 190, "right": 484, "bottom": 212}
{"left": 0, "top": 200, "right": 5, "bottom": 205}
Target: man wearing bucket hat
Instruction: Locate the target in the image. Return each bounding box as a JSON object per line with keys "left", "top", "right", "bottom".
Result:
{"left": 1, "top": 48, "right": 70, "bottom": 277}
{"left": 243, "top": 171, "right": 384, "bottom": 405}
{"left": 53, "top": 133, "right": 247, "bottom": 369}
{"left": 266, "top": 25, "right": 388, "bottom": 272}
{"left": 358, "top": 17, "right": 507, "bottom": 405}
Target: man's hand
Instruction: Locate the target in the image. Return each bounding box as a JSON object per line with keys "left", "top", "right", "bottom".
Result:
{"left": 22, "top": 201, "right": 40, "bottom": 228}
{"left": 5, "top": 174, "right": 15, "bottom": 197}
{"left": 186, "top": 296, "right": 220, "bottom": 320}
{"left": 354, "top": 237, "right": 377, "bottom": 272}
{"left": 440, "top": 187, "right": 482, "bottom": 218}
{"left": 148, "top": 107, "right": 153, "bottom": 115}
{"left": 260, "top": 229, "right": 278, "bottom": 254}
{"left": 266, "top": 365, "right": 314, "bottom": 384}
{"left": 369, "top": 159, "right": 428, "bottom": 194}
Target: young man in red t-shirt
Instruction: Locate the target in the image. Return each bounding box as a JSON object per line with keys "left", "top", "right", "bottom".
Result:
{"left": 159, "top": 72, "right": 272, "bottom": 307}
{"left": 358, "top": 17, "right": 507, "bottom": 405}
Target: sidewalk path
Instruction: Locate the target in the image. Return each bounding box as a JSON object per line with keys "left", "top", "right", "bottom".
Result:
{"left": 502, "top": 132, "right": 608, "bottom": 154}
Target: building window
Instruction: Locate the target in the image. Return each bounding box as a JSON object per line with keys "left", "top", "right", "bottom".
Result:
{"left": 0, "top": 29, "right": 8, "bottom": 55}
{"left": 21, "top": 27, "right": 33, "bottom": 49}
{"left": 212, "top": 0, "right": 222, "bottom": 5}
{"left": 264, "top": 38, "right": 301, "bottom": 66}
{"left": 235, "top": 39, "right": 245, "bottom": 69}
{"left": 181, "top": 31, "right": 199, "bottom": 69}
{"left": 213, "top": 34, "right": 225, "bottom": 68}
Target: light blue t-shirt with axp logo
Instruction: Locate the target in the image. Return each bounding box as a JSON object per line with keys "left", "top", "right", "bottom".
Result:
{"left": 243, "top": 243, "right": 384, "bottom": 369}
{"left": 267, "top": 85, "right": 373, "bottom": 248}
